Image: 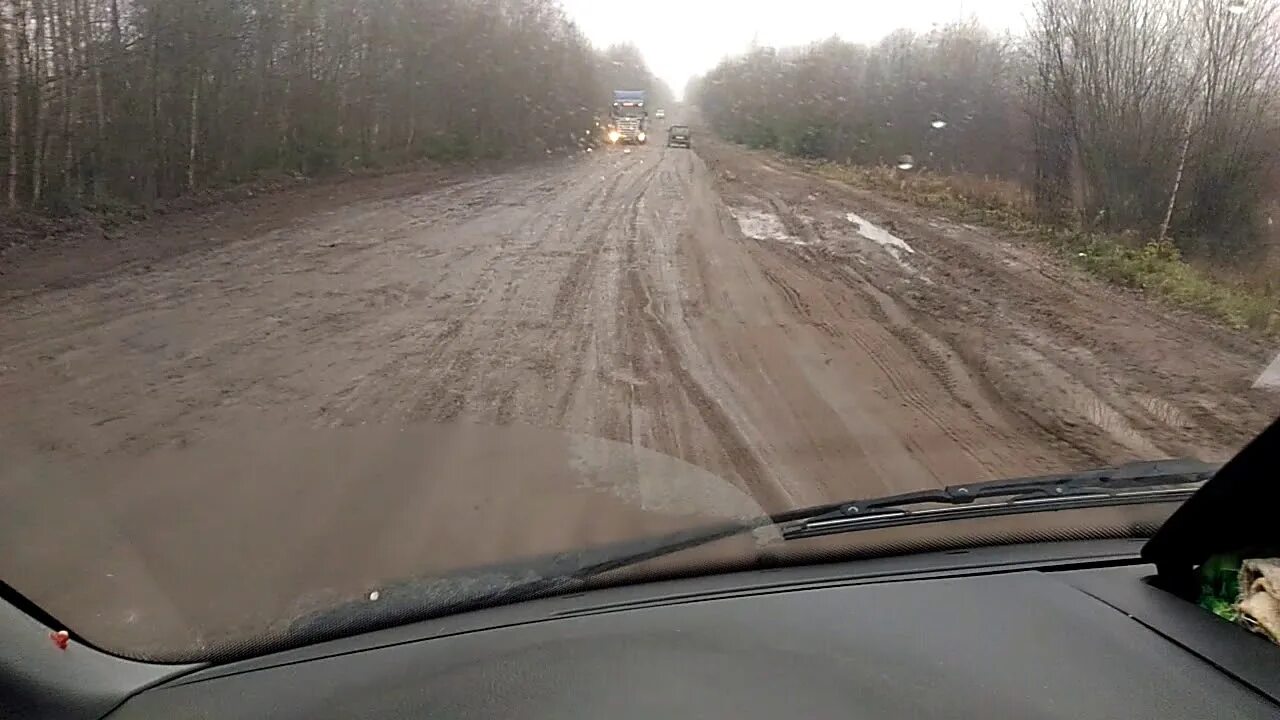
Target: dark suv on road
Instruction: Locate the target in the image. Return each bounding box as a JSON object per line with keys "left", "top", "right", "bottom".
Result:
{"left": 667, "top": 125, "right": 691, "bottom": 148}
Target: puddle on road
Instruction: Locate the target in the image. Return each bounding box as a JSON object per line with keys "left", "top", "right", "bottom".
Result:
{"left": 730, "top": 208, "right": 809, "bottom": 245}
{"left": 846, "top": 212, "right": 915, "bottom": 260}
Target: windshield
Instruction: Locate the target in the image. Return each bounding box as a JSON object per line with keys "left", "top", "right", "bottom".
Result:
{"left": 1, "top": 0, "right": 1278, "bottom": 662}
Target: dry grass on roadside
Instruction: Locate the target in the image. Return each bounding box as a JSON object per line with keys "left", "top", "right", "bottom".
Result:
{"left": 817, "top": 164, "right": 1280, "bottom": 337}
{"left": 819, "top": 165, "right": 1038, "bottom": 232}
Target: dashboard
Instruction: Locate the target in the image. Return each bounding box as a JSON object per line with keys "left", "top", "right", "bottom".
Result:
{"left": 94, "top": 539, "right": 1279, "bottom": 719}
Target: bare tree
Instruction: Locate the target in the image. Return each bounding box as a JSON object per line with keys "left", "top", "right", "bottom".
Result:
{"left": 3, "top": 0, "right": 18, "bottom": 207}
{"left": 695, "top": 2, "right": 1280, "bottom": 257}
{"left": 1, "top": 0, "right": 660, "bottom": 213}
{"left": 694, "top": 23, "right": 1025, "bottom": 178}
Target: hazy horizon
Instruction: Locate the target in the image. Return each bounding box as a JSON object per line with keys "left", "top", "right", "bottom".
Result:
{"left": 561, "top": 0, "right": 1031, "bottom": 98}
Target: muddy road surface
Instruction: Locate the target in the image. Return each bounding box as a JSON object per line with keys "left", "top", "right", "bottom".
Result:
{"left": 3, "top": 136, "right": 1277, "bottom": 657}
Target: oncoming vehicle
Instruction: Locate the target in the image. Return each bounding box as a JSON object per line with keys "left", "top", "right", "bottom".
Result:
{"left": 607, "top": 89, "right": 648, "bottom": 145}
{"left": 655, "top": 108, "right": 666, "bottom": 119}
{"left": 4, "top": 417, "right": 1280, "bottom": 718}
{"left": 667, "top": 124, "right": 691, "bottom": 148}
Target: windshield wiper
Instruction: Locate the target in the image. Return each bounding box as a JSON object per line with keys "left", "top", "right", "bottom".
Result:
{"left": 288, "top": 460, "right": 1214, "bottom": 653}
{"left": 288, "top": 517, "right": 772, "bottom": 646}
{"left": 780, "top": 458, "right": 1217, "bottom": 541}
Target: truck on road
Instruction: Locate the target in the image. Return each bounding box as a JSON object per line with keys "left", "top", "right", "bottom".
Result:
{"left": 667, "top": 124, "right": 691, "bottom": 148}
{"left": 607, "top": 90, "right": 648, "bottom": 145}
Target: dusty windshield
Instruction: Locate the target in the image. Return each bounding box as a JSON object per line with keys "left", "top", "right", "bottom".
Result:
{"left": 1, "top": 0, "right": 1277, "bottom": 660}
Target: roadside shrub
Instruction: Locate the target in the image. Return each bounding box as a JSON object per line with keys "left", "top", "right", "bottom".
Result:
{"left": 781, "top": 125, "right": 832, "bottom": 159}
{"left": 38, "top": 189, "right": 84, "bottom": 219}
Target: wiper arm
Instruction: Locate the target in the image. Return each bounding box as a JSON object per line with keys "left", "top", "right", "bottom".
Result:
{"left": 781, "top": 458, "right": 1217, "bottom": 541}
{"left": 289, "top": 517, "right": 774, "bottom": 644}
{"left": 289, "top": 461, "right": 1212, "bottom": 648}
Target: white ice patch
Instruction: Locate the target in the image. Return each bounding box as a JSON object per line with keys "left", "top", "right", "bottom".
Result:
{"left": 732, "top": 208, "right": 807, "bottom": 245}
{"left": 1255, "top": 351, "right": 1280, "bottom": 390}
{"left": 846, "top": 212, "right": 915, "bottom": 260}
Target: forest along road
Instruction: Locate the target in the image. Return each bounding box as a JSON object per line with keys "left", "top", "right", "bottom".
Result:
{"left": 2, "top": 136, "right": 1278, "bottom": 656}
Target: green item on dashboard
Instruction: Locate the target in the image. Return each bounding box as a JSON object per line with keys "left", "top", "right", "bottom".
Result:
{"left": 1198, "top": 553, "right": 1242, "bottom": 622}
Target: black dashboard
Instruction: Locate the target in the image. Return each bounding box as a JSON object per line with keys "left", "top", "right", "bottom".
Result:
{"left": 94, "top": 539, "right": 1279, "bottom": 719}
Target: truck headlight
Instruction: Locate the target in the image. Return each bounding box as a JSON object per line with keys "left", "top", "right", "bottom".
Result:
{"left": 638, "top": 133, "right": 646, "bottom": 142}
{"left": 608, "top": 130, "right": 621, "bottom": 143}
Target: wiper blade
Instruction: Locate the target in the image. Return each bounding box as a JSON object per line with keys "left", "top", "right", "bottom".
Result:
{"left": 288, "top": 461, "right": 1212, "bottom": 648}
{"left": 782, "top": 459, "right": 1217, "bottom": 541}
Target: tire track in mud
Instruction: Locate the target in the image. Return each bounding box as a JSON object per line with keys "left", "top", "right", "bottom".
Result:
{"left": 549, "top": 164, "right": 635, "bottom": 319}
{"left": 795, "top": 241, "right": 1045, "bottom": 469}
{"left": 353, "top": 158, "right": 649, "bottom": 426}
{"left": 775, "top": 243, "right": 1008, "bottom": 475}
{"left": 616, "top": 153, "right": 784, "bottom": 509}
{"left": 830, "top": 266, "right": 1026, "bottom": 473}
{"left": 707, "top": 138, "right": 1277, "bottom": 466}
{"left": 855, "top": 207, "right": 1239, "bottom": 460}
{"left": 547, "top": 156, "right": 664, "bottom": 434}
{"left": 321, "top": 174, "right": 575, "bottom": 423}
{"left": 755, "top": 262, "right": 838, "bottom": 338}
{"left": 817, "top": 177, "right": 1267, "bottom": 456}
{"left": 623, "top": 265, "right": 782, "bottom": 509}
{"left": 704, "top": 142, "right": 1149, "bottom": 484}
{"left": 730, "top": 188, "right": 1026, "bottom": 478}
{"left": 611, "top": 155, "right": 686, "bottom": 447}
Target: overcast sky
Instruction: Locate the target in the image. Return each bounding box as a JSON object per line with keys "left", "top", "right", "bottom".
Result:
{"left": 559, "top": 0, "right": 1033, "bottom": 98}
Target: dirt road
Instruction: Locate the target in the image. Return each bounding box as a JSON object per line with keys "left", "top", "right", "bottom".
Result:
{"left": 2, "top": 135, "right": 1276, "bottom": 657}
